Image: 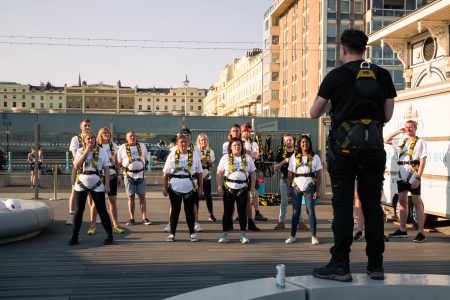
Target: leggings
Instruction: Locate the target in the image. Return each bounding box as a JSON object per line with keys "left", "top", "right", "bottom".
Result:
{"left": 168, "top": 189, "right": 196, "bottom": 235}
{"left": 203, "top": 179, "right": 213, "bottom": 214}
{"left": 222, "top": 187, "right": 248, "bottom": 232}
{"left": 72, "top": 190, "right": 112, "bottom": 237}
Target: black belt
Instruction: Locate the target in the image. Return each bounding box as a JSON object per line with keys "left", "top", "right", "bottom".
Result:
{"left": 397, "top": 160, "right": 419, "bottom": 166}
{"left": 127, "top": 168, "right": 144, "bottom": 173}
{"left": 224, "top": 177, "right": 248, "bottom": 184}
{"left": 224, "top": 186, "right": 248, "bottom": 196}
{"left": 294, "top": 172, "right": 315, "bottom": 178}
{"left": 169, "top": 174, "right": 196, "bottom": 179}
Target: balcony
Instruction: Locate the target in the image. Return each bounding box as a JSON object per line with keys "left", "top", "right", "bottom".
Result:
{"left": 272, "top": 0, "right": 295, "bottom": 17}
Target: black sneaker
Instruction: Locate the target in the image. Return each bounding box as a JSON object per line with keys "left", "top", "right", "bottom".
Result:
{"left": 126, "top": 219, "right": 135, "bottom": 226}
{"left": 367, "top": 267, "right": 385, "bottom": 280}
{"left": 312, "top": 262, "right": 352, "bottom": 282}
{"left": 254, "top": 213, "right": 268, "bottom": 221}
{"left": 388, "top": 229, "right": 408, "bottom": 238}
{"left": 413, "top": 232, "right": 426, "bottom": 243}
{"left": 68, "top": 236, "right": 79, "bottom": 246}
{"left": 247, "top": 219, "right": 260, "bottom": 231}
{"left": 209, "top": 214, "right": 217, "bottom": 222}
{"left": 353, "top": 231, "right": 363, "bottom": 241}
{"left": 103, "top": 236, "right": 114, "bottom": 245}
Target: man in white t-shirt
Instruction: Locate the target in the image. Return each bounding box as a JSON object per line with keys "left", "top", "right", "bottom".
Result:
{"left": 66, "top": 118, "right": 92, "bottom": 226}
{"left": 117, "top": 131, "right": 151, "bottom": 226}
{"left": 385, "top": 120, "right": 427, "bottom": 243}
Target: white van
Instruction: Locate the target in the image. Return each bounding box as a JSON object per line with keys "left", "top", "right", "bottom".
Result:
{"left": 382, "top": 82, "right": 450, "bottom": 226}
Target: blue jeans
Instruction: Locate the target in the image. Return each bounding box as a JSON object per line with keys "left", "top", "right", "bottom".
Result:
{"left": 279, "top": 178, "right": 302, "bottom": 223}
{"left": 291, "top": 185, "right": 316, "bottom": 237}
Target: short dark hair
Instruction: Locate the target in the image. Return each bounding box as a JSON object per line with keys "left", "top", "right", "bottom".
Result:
{"left": 80, "top": 118, "right": 90, "bottom": 124}
{"left": 179, "top": 128, "right": 191, "bottom": 135}
{"left": 177, "top": 134, "right": 189, "bottom": 141}
{"left": 228, "top": 137, "right": 244, "bottom": 155}
{"left": 340, "top": 29, "right": 368, "bottom": 54}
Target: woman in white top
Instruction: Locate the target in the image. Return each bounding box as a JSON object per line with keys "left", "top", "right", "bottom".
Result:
{"left": 96, "top": 127, "right": 124, "bottom": 234}
{"left": 286, "top": 135, "right": 322, "bottom": 245}
{"left": 216, "top": 137, "right": 257, "bottom": 244}
{"left": 196, "top": 133, "right": 217, "bottom": 222}
{"left": 163, "top": 134, "right": 203, "bottom": 242}
{"left": 69, "top": 132, "right": 113, "bottom": 246}
{"left": 222, "top": 124, "right": 241, "bottom": 155}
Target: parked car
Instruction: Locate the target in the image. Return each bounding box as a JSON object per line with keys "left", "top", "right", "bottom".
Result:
{"left": 0, "top": 147, "right": 6, "bottom": 170}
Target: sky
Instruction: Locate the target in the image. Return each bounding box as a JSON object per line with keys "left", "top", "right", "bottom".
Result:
{"left": 0, "top": 0, "right": 272, "bottom": 89}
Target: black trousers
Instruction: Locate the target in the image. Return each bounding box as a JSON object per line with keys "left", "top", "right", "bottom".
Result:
{"left": 203, "top": 179, "right": 213, "bottom": 214}
{"left": 222, "top": 187, "right": 248, "bottom": 231}
{"left": 72, "top": 190, "right": 112, "bottom": 237}
{"left": 168, "top": 189, "right": 196, "bottom": 235}
{"left": 327, "top": 146, "right": 386, "bottom": 269}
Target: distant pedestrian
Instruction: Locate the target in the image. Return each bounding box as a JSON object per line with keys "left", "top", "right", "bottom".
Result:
{"left": 27, "top": 145, "right": 43, "bottom": 188}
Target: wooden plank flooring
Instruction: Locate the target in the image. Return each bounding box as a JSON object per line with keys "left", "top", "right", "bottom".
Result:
{"left": 1, "top": 185, "right": 450, "bottom": 299}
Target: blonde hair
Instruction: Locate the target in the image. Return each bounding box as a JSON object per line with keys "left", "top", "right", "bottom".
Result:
{"left": 196, "top": 133, "right": 210, "bottom": 150}
{"left": 81, "top": 132, "right": 96, "bottom": 148}
{"left": 97, "top": 127, "right": 111, "bottom": 145}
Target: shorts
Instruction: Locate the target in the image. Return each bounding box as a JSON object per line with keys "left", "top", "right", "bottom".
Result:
{"left": 106, "top": 175, "right": 118, "bottom": 197}
{"left": 30, "top": 162, "right": 42, "bottom": 171}
{"left": 124, "top": 176, "right": 146, "bottom": 196}
{"left": 397, "top": 180, "right": 421, "bottom": 196}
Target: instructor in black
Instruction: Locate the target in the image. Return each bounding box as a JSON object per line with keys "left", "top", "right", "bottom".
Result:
{"left": 310, "top": 29, "right": 396, "bottom": 282}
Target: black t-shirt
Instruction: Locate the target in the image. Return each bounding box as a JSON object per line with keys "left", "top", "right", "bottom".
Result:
{"left": 276, "top": 150, "right": 295, "bottom": 178}
{"left": 318, "top": 60, "right": 397, "bottom": 126}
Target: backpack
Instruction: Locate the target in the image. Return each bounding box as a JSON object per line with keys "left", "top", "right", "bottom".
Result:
{"left": 330, "top": 61, "right": 385, "bottom": 152}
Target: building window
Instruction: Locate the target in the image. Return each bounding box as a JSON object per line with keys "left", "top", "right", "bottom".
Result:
{"left": 22, "top": 102, "right": 26, "bottom": 107}
{"left": 164, "top": 98, "right": 168, "bottom": 102}
{"left": 3, "top": 102, "right": 7, "bottom": 107}
{"left": 13, "top": 95, "right": 16, "bottom": 99}
{"left": 190, "top": 99, "right": 193, "bottom": 103}
{"left": 327, "top": 23, "right": 336, "bottom": 43}
{"left": 40, "top": 103, "right": 44, "bottom": 108}
{"left": 22, "top": 95, "right": 25, "bottom": 99}
{"left": 50, "top": 103, "right": 54, "bottom": 109}
{"left": 50, "top": 96, "right": 53, "bottom": 99}
{"left": 173, "top": 99, "right": 176, "bottom": 102}
{"left": 59, "top": 96, "right": 62, "bottom": 100}
{"left": 40, "top": 96, "right": 44, "bottom": 100}
{"left": 31, "top": 103, "right": 35, "bottom": 108}
{"left": 173, "top": 93, "right": 176, "bottom": 96}
{"left": 198, "top": 106, "right": 201, "bottom": 110}
{"left": 327, "top": 47, "right": 336, "bottom": 68}
{"left": 3, "top": 95, "right": 6, "bottom": 99}
{"left": 156, "top": 105, "right": 160, "bottom": 110}
{"left": 147, "top": 105, "right": 151, "bottom": 110}
{"left": 59, "top": 103, "right": 62, "bottom": 109}
{"left": 156, "top": 98, "right": 160, "bottom": 102}
{"left": 182, "top": 99, "right": 185, "bottom": 103}
{"left": 121, "top": 105, "right": 124, "bottom": 109}
{"left": 12, "top": 102, "right": 16, "bottom": 107}
{"left": 164, "top": 105, "right": 168, "bottom": 110}
{"left": 173, "top": 105, "right": 176, "bottom": 110}
{"left": 139, "top": 105, "right": 142, "bottom": 110}
{"left": 31, "top": 96, "right": 35, "bottom": 100}
{"left": 198, "top": 99, "right": 201, "bottom": 102}
{"left": 139, "top": 98, "right": 142, "bottom": 102}
{"left": 190, "top": 106, "right": 193, "bottom": 110}
{"left": 272, "top": 72, "right": 279, "bottom": 81}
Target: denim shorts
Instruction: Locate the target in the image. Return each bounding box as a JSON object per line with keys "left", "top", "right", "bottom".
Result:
{"left": 124, "top": 176, "right": 146, "bottom": 196}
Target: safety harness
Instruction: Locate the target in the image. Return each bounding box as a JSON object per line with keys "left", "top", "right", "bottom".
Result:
{"left": 201, "top": 148, "right": 212, "bottom": 180}
{"left": 292, "top": 153, "right": 316, "bottom": 194}
{"left": 168, "top": 149, "right": 197, "bottom": 198}
{"left": 397, "top": 137, "right": 420, "bottom": 183}
{"left": 76, "top": 146, "right": 103, "bottom": 191}
{"left": 123, "top": 143, "right": 145, "bottom": 184}
{"left": 105, "top": 142, "right": 117, "bottom": 179}
{"left": 255, "top": 133, "right": 264, "bottom": 162}
{"left": 224, "top": 153, "right": 248, "bottom": 196}
{"left": 332, "top": 119, "right": 383, "bottom": 154}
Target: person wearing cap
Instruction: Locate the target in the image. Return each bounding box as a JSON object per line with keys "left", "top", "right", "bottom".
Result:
{"left": 164, "top": 128, "right": 203, "bottom": 233}
{"left": 241, "top": 123, "right": 268, "bottom": 225}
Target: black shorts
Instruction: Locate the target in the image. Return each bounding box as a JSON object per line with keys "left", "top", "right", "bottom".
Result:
{"left": 30, "top": 162, "right": 42, "bottom": 171}
{"left": 397, "top": 180, "right": 421, "bottom": 196}
{"left": 106, "top": 175, "right": 118, "bottom": 197}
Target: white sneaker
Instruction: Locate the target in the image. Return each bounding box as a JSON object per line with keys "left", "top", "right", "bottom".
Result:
{"left": 166, "top": 234, "right": 175, "bottom": 242}
{"left": 96, "top": 216, "right": 101, "bottom": 224}
{"left": 285, "top": 236, "right": 296, "bottom": 244}
{"left": 66, "top": 213, "right": 74, "bottom": 225}
{"left": 194, "top": 222, "right": 203, "bottom": 232}
{"left": 240, "top": 233, "right": 250, "bottom": 244}
{"left": 163, "top": 223, "right": 171, "bottom": 233}
{"left": 311, "top": 236, "right": 320, "bottom": 245}
{"left": 190, "top": 233, "right": 199, "bottom": 242}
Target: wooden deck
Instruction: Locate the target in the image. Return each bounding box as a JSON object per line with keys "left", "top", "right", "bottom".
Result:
{"left": 1, "top": 185, "right": 450, "bottom": 299}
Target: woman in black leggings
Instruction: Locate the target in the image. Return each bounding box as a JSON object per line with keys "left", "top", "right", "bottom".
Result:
{"left": 69, "top": 132, "right": 113, "bottom": 246}
{"left": 196, "top": 133, "right": 216, "bottom": 221}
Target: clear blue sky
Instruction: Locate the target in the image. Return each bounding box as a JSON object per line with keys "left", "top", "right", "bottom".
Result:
{"left": 0, "top": 0, "right": 272, "bottom": 89}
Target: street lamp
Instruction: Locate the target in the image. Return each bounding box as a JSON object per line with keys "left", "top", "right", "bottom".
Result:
{"left": 2, "top": 114, "right": 11, "bottom": 153}
{"left": 183, "top": 74, "right": 190, "bottom": 117}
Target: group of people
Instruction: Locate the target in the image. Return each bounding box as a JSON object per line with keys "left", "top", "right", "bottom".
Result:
{"left": 66, "top": 118, "right": 151, "bottom": 246}
{"left": 64, "top": 28, "right": 429, "bottom": 285}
